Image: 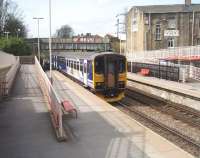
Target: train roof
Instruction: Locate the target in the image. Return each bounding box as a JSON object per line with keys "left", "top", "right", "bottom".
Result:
{"left": 52, "top": 51, "right": 125, "bottom": 60}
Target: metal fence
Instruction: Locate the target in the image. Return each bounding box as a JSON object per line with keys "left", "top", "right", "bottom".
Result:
{"left": 34, "top": 57, "right": 65, "bottom": 140}
{"left": 0, "top": 57, "right": 20, "bottom": 97}
{"left": 126, "top": 45, "right": 200, "bottom": 63}
{"left": 189, "top": 66, "right": 200, "bottom": 81}
{"left": 128, "top": 62, "right": 180, "bottom": 81}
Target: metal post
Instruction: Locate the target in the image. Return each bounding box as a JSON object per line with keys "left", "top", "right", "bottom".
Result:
{"left": 49, "top": 0, "right": 52, "bottom": 81}
{"left": 130, "top": 11, "right": 133, "bottom": 54}
{"left": 120, "top": 37, "right": 121, "bottom": 54}
{"left": 38, "top": 19, "right": 40, "bottom": 63}
{"left": 33, "top": 17, "right": 44, "bottom": 63}
{"left": 192, "top": 11, "right": 195, "bottom": 46}
{"left": 4, "top": 31, "right": 10, "bottom": 40}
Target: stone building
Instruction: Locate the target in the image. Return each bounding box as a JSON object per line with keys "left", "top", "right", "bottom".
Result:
{"left": 126, "top": 0, "right": 200, "bottom": 52}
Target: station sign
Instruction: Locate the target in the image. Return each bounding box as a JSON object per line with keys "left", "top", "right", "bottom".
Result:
{"left": 164, "top": 30, "right": 179, "bottom": 37}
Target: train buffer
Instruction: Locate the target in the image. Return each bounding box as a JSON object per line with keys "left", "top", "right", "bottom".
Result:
{"left": 140, "top": 68, "right": 150, "bottom": 76}
{"left": 62, "top": 100, "right": 77, "bottom": 118}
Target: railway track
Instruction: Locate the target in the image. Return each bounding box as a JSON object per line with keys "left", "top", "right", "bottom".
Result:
{"left": 126, "top": 87, "right": 200, "bottom": 129}
{"left": 115, "top": 87, "right": 200, "bottom": 157}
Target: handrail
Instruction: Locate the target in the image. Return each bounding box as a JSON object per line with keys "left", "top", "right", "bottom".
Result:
{"left": 34, "top": 56, "right": 65, "bottom": 140}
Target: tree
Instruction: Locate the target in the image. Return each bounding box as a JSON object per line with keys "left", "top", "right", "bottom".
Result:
{"left": 0, "top": 0, "right": 25, "bottom": 37}
{"left": 55, "top": 24, "right": 74, "bottom": 38}
{"left": 4, "top": 14, "right": 27, "bottom": 38}
{"left": 0, "top": 0, "right": 9, "bottom": 36}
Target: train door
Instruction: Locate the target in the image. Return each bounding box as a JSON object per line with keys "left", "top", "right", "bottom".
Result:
{"left": 106, "top": 57, "right": 117, "bottom": 88}
{"left": 83, "top": 60, "right": 87, "bottom": 86}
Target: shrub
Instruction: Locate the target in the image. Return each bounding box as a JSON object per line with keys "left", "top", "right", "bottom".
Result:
{"left": 0, "top": 37, "right": 31, "bottom": 56}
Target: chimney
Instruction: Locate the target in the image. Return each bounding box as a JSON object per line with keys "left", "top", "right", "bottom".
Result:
{"left": 185, "top": 0, "right": 191, "bottom": 6}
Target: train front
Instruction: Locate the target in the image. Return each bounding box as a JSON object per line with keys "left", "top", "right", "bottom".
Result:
{"left": 93, "top": 53, "right": 127, "bottom": 102}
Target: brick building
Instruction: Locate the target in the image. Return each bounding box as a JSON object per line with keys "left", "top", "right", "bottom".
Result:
{"left": 126, "top": 0, "right": 200, "bottom": 52}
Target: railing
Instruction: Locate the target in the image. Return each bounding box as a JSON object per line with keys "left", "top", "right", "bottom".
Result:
{"left": 126, "top": 45, "right": 200, "bottom": 63}
{"left": 0, "top": 57, "right": 20, "bottom": 98}
{"left": 128, "top": 62, "right": 180, "bottom": 81}
{"left": 189, "top": 66, "right": 200, "bottom": 81}
{"left": 34, "top": 56, "right": 65, "bottom": 140}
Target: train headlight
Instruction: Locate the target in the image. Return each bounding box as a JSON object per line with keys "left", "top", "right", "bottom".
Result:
{"left": 96, "top": 82, "right": 104, "bottom": 89}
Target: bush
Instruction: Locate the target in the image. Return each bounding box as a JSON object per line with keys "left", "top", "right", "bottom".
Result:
{"left": 0, "top": 38, "right": 31, "bottom": 56}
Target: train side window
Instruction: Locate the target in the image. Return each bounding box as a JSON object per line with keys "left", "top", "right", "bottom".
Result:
{"left": 119, "top": 59, "right": 125, "bottom": 73}
{"left": 79, "top": 60, "right": 83, "bottom": 72}
{"left": 80, "top": 64, "right": 83, "bottom": 72}
{"left": 84, "top": 63, "right": 87, "bottom": 73}
{"left": 77, "top": 61, "right": 79, "bottom": 70}
{"left": 95, "top": 57, "right": 104, "bottom": 74}
{"left": 66, "top": 60, "right": 68, "bottom": 67}
{"left": 70, "top": 61, "right": 72, "bottom": 68}
{"left": 76, "top": 61, "right": 78, "bottom": 70}
{"left": 73, "top": 61, "right": 76, "bottom": 69}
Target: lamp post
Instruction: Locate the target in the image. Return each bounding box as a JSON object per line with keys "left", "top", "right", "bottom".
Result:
{"left": 4, "top": 31, "right": 10, "bottom": 40}
{"left": 17, "top": 28, "right": 20, "bottom": 38}
{"left": 49, "top": 0, "right": 52, "bottom": 81}
{"left": 33, "top": 17, "right": 44, "bottom": 63}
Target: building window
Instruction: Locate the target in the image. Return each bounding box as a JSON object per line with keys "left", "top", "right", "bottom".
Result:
{"left": 168, "top": 38, "right": 175, "bottom": 48}
{"left": 168, "top": 19, "right": 176, "bottom": 29}
{"left": 132, "top": 17, "right": 138, "bottom": 32}
{"left": 155, "top": 22, "right": 161, "bottom": 40}
{"left": 198, "top": 19, "right": 200, "bottom": 28}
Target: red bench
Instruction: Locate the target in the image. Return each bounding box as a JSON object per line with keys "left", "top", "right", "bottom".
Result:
{"left": 62, "top": 101, "right": 77, "bottom": 118}
{"left": 140, "top": 68, "right": 150, "bottom": 76}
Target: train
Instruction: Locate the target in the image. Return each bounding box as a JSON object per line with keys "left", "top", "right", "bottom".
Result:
{"left": 52, "top": 52, "right": 127, "bottom": 102}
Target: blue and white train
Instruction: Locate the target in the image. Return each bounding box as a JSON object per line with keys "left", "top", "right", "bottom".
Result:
{"left": 52, "top": 52, "right": 127, "bottom": 102}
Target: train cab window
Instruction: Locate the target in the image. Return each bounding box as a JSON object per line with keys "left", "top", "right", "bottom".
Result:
{"left": 119, "top": 59, "right": 125, "bottom": 73}
{"left": 95, "top": 57, "right": 104, "bottom": 74}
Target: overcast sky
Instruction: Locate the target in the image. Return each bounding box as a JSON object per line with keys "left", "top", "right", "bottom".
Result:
{"left": 14, "top": 0, "right": 200, "bottom": 38}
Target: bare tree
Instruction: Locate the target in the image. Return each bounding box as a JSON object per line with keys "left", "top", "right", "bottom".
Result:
{"left": 0, "top": 0, "right": 23, "bottom": 37}
{"left": 55, "top": 24, "right": 74, "bottom": 38}
{"left": 0, "top": 0, "right": 10, "bottom": 35}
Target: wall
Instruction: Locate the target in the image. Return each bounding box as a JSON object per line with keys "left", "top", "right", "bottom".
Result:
{"left": 126, "top": 8, "right": 200, "bottom": 52}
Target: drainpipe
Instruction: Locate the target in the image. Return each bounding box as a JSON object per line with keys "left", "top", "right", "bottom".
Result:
{"left": 192, "top": 11, "right": 195, "bottom": 46}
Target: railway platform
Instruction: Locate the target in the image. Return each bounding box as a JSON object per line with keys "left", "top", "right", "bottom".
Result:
{"left": 49, "top": 70, "right": 194, "bottom": 158}
{"left": 0, "top": 58, "right": 196, "bottom": 157}
{"left": 128, "top": 73, "right": 200, "bottom": 112}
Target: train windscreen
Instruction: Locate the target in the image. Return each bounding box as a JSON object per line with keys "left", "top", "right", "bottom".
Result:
{"left": 95, "top": 56, "right": 104, "bottom": 74}
{"left": 119, "top": 58, "right": 126, "bottom": 73}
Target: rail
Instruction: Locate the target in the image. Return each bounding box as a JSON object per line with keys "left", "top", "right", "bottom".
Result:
{"left": 34, "top": 56, "right": 66, "bottom": 140}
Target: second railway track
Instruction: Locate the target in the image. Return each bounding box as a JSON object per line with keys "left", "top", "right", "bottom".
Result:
{"left": 114, "top": 87, "right": 200, "bottom": 157}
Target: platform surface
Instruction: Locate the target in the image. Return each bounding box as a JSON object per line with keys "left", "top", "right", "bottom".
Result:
{"left": 51, "top": 71, "right": 194, "bottom": 158}
{"left": 128, "top": 72, "right": 200, "bottom": 98}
